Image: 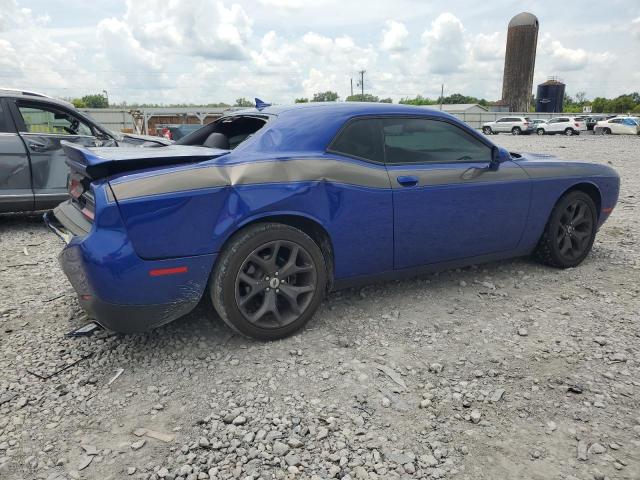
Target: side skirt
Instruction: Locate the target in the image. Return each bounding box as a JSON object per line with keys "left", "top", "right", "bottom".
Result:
{"left": 331, "top": 248, "right": 531, "bottom": 291}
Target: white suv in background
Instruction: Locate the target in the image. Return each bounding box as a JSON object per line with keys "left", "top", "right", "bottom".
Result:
{"left": 482, "top": 116, "right": 534, "bottom": 135}
{"left": 535, "top": 116, "right": 587, "bottom": 136}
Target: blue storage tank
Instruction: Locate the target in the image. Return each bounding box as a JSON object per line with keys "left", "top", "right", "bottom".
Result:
{"left": 536, "top": 78, "right": 565, "bottom": 113}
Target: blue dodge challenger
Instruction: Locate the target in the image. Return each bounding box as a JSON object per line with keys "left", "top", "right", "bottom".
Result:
{"left": 45, "top": 102, "right": 619, "bottom": 340}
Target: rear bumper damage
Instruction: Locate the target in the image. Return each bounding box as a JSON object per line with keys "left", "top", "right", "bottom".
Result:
{"left": 44, "top": 203, "right": 216, "bottom": 333}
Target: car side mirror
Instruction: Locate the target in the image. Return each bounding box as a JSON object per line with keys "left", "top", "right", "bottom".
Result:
{"left": 489, "top": 147, "right": 510, "bottom": 171}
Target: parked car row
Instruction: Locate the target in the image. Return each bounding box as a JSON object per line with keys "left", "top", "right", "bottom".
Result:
{"left": 482, "top": 115, "right": 639, "bottom": 136}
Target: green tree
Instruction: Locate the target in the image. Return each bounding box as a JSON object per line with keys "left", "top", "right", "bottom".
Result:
{"left": 72, "top": 98, "right": 87, "bottom": 108}
{"left": 294, "top": 97, "right": 309, "bottom": 103}
{"left": 346, "top": 93, "right": 379, "bottom": 102}
{"left": 75, "top": 94, "right": 108, "bottom": 108}
{"left": 234, "top": 97, "right": 254, "bottom": 107}
{"left": 591, "top": 97, "right": 609, "bottom": 113}
{"left": 378, "top": 97, "right": 393, "bottom": 103}
{"left": 399, "top": 95, "right": 436, "bottom": 106}
{"left": 311, "top": 91, "right": 339, "bottom": 102}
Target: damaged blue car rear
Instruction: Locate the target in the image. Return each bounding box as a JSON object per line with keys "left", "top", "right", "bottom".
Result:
{"left": 46, "top": 102, "right": 619, "bottom": 340}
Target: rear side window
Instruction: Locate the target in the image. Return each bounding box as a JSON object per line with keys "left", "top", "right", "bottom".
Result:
{"left": 329, "top": 118, "right": 383, "bottom": 162}
{"left": 382, "top": 118, "right": 492, "bottom": 164}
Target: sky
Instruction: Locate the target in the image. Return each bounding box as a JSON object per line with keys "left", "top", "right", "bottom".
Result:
{"left": 0, "top": 0, "right": 638, "bottom": 105}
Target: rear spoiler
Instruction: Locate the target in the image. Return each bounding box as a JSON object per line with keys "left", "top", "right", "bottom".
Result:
{"left": 62, "top": 141, "right": 230, "bottom": 180}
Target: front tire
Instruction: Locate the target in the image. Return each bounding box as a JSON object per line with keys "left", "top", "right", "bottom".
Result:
{"left": 603, "top": 128, "right": 611, "bottom": 135}
{"left": 536, "top": 128, "right": 545, "bottom": 136}
{"left": 512, "top": 127, "right": 521, "bottom": 135}
{"left": 210, "top": 223, "right": 327, "bottom": 340}
{"left": 535, "top": 191, "right": 597, "bottom": 268}
{"left": 482, "top": 126, "right": 493, "bottom": 135}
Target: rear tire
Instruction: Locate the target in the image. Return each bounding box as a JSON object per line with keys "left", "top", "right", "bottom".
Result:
{"left": 564, "top": 128, "right": 574, "bottom": 136}
{"left": 512, "top": 127, "right": 521, "bottom": 135}
{"left": 482, "top": 127, "right": 492, "bottom": 135}
{"left": 535, "top": 191, "right": 597, "bottom": 269}
{"left": 210, "top": 223, "right": 327, "bottom": 340}
{"left": 603, "top": 128, "right": 611, "bottom": 135}
{"left": 536, "top": 128, "right": 545, "bottom": 136}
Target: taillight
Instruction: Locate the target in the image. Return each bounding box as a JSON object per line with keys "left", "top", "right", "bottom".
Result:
{"left": 69, "top": 177, "right": 84, "bottom": 199}
{"left": 574, "top": 123, "right": 580, "bottom": 127}
{"left": 80, "top": 207, "right": 95, "bottom": 221}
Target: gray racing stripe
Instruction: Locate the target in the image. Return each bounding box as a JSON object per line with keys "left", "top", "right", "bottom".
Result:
{"left": 389, "top": 165, "right": 529, "bottom": 188}
{"left": 110, "top": 159, "right": 392, "bottom": 201}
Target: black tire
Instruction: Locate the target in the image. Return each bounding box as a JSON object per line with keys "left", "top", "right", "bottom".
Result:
{"left": 210, "top": 223, "right": 327, "bottom": 340}
{"left": 512, "top": 127, "right": 521, "bottom": 135}
{"left": 482, "top": 126, "right": 492, "bottom": 135}
{"left": 564, "top": 128, "right": 574, "bottom": 136}
{"left": 536, "top": 128, "right": 545, "bottom": 136}
{"left": 535, "top": 191, "right": 597, "bottom": 268}
{"left": 603, "top": 128, "right": 611, "bottom": 135}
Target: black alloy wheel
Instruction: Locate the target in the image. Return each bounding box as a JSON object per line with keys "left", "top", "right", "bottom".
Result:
{"left": 210, "top": 223, "right": 327, "bottom": 340}
{"left": 235, "top": 240, "right": 316, "bottom": 328}
{"left": 535, "top": 191, "right": 597, "bottom": 268}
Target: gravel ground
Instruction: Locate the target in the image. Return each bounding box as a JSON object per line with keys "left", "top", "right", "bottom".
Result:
{"left": 0, "top": 134, "right": 639, "bottom": 480}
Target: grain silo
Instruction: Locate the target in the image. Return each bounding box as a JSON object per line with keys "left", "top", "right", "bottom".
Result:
{"left": 501, "top": 12, "right": 539, "bottom": 112}
{"left": 536, "top": 77, "right": 565, "bottom": 113}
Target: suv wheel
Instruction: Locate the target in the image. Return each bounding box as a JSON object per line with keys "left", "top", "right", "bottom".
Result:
{"left": 511, "top": 127, "right": 521, "bottom": 135}
{"left": 603, "top": 128, "right": 611, "bottom": 135}
{"left": 210, "top": 223, "right": 328, "bottom": 340}
{"left": 482, "top": 126, "right": 492, "bottom": 135}
{"left": 536, "top": 128, "right": 545, "bottom": 135}
{"left": 564, "top": 128, "right": 574, "bottom": 136}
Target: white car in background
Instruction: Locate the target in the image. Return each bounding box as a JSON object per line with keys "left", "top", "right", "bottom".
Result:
{"left": 596, "top": 117, "right": 640, "bottom": 135}
{"left": 535, "top": 116, "right": 587, "bottom": 136}
{"left": 481, "top": 116, "right": 534, "bottom": 135}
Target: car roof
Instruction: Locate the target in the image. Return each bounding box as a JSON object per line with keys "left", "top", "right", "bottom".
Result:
{"left": 0, "top": 88, "right": 75, "bottom": 109}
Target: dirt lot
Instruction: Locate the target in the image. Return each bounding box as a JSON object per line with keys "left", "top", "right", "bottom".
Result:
{"left": 1, "top": 134, "right": 639, "bottom": 480}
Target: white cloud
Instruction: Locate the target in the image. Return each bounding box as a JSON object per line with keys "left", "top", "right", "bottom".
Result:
{"left": 632, "top": 17, "right": 640, "bottom": 41}
{"left": 381, "top": 20, "right": 409, "bottom": 52}
{"left": 541, "top": 37, "right": 613, "bottom": 72}
{"left": 258, "top": 0, "right": 303, "bottom": 10}
{"left": 471, "top": 32, "right": 504, "bottom": 62}
{"left": 420, "top": 13, "right": 467, "bottom": 74}
{"left": 120, "top": 0, "right": 253, "bottom": 60}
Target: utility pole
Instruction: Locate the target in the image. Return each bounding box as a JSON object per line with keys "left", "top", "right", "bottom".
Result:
{"left": 439, "top": 84, "right": 444, "bottom": 111}
{"left": 357, "top": 70, "right": 366, "bottom": 99}
{"left": 102, "top": 89, "right": 109, "bottom": 107}
{"left": 350, "top": 78, "right": 353, "bottom": 97}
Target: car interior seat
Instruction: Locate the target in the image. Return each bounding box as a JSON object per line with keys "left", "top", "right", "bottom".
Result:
{"left": 203, "top": 132, "right": 230, "bottom": 150}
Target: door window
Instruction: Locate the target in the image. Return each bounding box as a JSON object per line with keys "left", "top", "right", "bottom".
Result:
{"left": 0, "top": 102, "right": 9, "bottom": 133}
{"left": 328, "top": 118, "right": 383, "bottom": 162}
{"left": 382, "top": 118, "right": 492, "bottom": 164}
{"left": 18, "top": 104, "right": 93, "bottom": 136}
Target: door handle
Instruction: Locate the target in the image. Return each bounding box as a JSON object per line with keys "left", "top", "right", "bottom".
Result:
{"left": 27, "top": 140, "right": 47, "bottom": 152}
{"left": 396, "top": 175, "right": 419, "bottom": 187}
